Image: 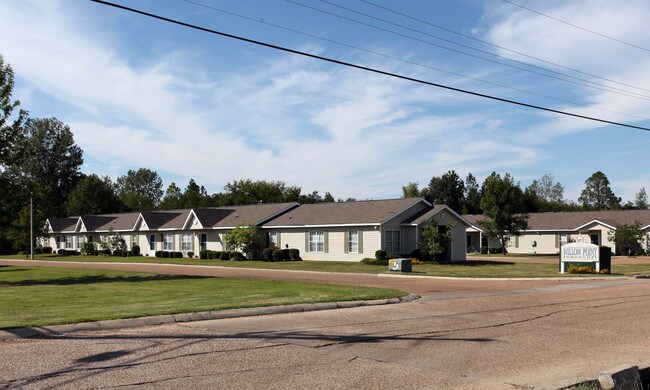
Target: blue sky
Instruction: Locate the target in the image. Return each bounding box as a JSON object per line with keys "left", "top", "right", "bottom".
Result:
{"left": 1, "top": 0, "right": 649, "bottom": 203}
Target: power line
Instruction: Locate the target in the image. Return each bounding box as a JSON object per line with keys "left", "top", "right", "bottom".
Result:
{"left": 182, "top": 0, "right": 650, "bottom": 122}
{"left": 286, "top": 0, "right": 650, "bottom": 102}
{"left": 89, "top": 0, "right": 650, "bottom": 132}
{"left": 502, "top": 0, "right": 650, "bottom": 53}
{"left": 359, "top": 0, "right": 650, "bottom": 95}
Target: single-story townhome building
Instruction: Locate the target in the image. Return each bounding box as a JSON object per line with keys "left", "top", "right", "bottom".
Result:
{"left": 42, "top": 198, "right": 471, "bottom": 262}
{"left": 464, "top": 209, "right": 650, "bottom": 255}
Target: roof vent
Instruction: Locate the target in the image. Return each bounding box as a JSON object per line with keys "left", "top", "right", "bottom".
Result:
{"left": 235, "top": 214, "right": 239, "bottom": 218}
{"left": 289, "top": 215, "right": 292, "bottom": 219}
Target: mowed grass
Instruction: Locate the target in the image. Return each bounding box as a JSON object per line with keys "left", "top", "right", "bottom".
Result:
{"left": 3, "top": 254, "right": 649, "bottom": 278}
{"left": 0, "top": 266, "right": 405, "bottom": 329}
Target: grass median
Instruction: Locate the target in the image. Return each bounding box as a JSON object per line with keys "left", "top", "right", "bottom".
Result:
{"left": 3, "top": 254, "right": 649, "bottom": 278}
{"left": 0, "top": 266, "right": 405, "bottom": 329}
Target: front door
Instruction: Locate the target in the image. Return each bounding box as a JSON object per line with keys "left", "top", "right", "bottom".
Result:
{"left": 148, "top": 234, "right": 156, "bottom": 256}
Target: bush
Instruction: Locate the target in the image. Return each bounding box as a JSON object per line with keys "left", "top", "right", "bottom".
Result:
{"left": 199, "top": 250, "right": 208, "bottom": 260}
{"left": 57, "top": 249, "right": 80, "bottom": 256}
{"left": 155, "top": 250, "right": 164, "bottom": 258}
{"left": 41, "top": 246, "right": 53, "bottom": 254}
{"left": 218, "top": 251, "right": 228, "bottom": 260}
{"left": 467, "top": 245, "right": 475, "bottom": 254}
{"left": 411, "top": 249, "right": 422, "bottom": 260}
{"left": 81, "top": 242, "right": 96, "bottom": 256}
{"left": 567, "top": 265, "right": 596, "bottom": 274}
{"left": 263, "top": 247, "right": 275, "bottom": 261}
{"left": 272, "top": 249, "right": 283, "bottom": 261}
{"left": 230, "top": 251, "right": 244, "bottom": 261}
{"left": 375, "top": 250, "right": 387, "bottom": 260}
{"left": 361, "top": 257, "right": 389, "bottom": 266}
{"left": 480, "top": 247, "right": 488, "bottom": 255}
{"left": 187, "top": 251, "right": 194, "bottom": 258}
{"left": 289, "top": 248, "right": 301, "bottom": 261}
{"left": 130, "top": 245, "right": 141, "bottom": 256}
{"left": 112, "top": 249, "right": 128, "bottom": 257}
{"left": 281, "top": 248, "right": 290, "bottom": 261}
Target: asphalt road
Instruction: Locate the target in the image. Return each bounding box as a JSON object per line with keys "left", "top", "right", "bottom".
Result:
{"left": 1, "top": 260, "right": 649, "bottom": 389}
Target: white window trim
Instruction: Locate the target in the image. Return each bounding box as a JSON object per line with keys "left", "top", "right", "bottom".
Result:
{"left": 348, "top": 230, "right": 359, "bottom": 253}
{"left": 163, "top": 234, "right": 174, "bottom": 251}
{"left": 309, "top": 231, "right": 324, "bottom": 253}
{"left": 181, "top": 233, "right": 192, "bottom": 251}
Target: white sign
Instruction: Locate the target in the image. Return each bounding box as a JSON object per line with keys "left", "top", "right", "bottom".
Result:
{"left": 560, "top": 241, "right": 600, "bottom": 274}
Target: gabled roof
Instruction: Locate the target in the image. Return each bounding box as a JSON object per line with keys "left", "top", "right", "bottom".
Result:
{"left": 465, "top": 209, "right": 650, "bottom": 232}
{"left": 193, "top": 202, "right": 298, "bottom": 228}
{"left": 92, "top": 213, "right": 141, "bottom": 231}
{"left": 403, "top": 204, "right": 472, "bottom": 227}
{"left": 47, "top": 217, "right": 78, "bottom": 233}
{"left": 140, "top": 210, "right": 190, "bottom": 230}
{"left": 263, "top": 198, "right": 426, "bottom": 227}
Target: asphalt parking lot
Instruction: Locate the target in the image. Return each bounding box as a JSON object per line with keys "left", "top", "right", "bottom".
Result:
{"left": 1, "top": 260, "right": 649, "bottom": 389}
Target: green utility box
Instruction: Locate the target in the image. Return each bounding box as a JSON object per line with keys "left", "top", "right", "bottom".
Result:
{"left": 599, "top": 246, "right": 612, "bottom": 272}
{"left": 388, "top": 258, "right": 412, "bottom": 273}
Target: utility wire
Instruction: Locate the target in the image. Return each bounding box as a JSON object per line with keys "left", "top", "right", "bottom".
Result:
{"left": 89, "top": 0, "right": 650, "bottom": 132}
{"left": 183, "top": 0, "right": 650, "bottom": 122}
{"left": 502, "top": 0, "right": 650, "bottom": 53}
{"left": 359, "top": 0, "right": 650, "bottom": 95}
{"left": 287, "top": 0, "right": 650, "bottom": 101}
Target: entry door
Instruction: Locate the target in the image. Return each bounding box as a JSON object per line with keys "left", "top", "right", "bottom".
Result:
{"left": 149, "top": 234, "right": 156, "bottom": 256}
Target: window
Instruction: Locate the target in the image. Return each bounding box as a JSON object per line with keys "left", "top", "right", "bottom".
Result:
{"left": 200, "top": 234, "right": 207, "bottom": 251}
{"left": 149, "top": 234, "right": 156, "bottom": 251}
{"left": 268, "top": 232, "right": 278, "bottom": 247}
{"left": 76, "top": 235, "right": 84, "bottom": 250}
{"left": 181, "top": 233, "right": 192, "bottom": 251}
{"left": 163, "top": 234, "right": 174, "bottom": 251}
{"left": 65, "top": 236, "right": 73, "bottom": 249}
{"left": 348, "top": 230, "right": 359, "bottom": 253}
{"left": 385, "top": 230, "right": 400, "bottom": 253}
{"left": 309, "top": 231, "right": 324, "bottom": 253}
{"left": 590, "top": 233, "right": 599, "bottom": 246}
{"left": 56, "top": 236, "right": 61, "bottom": 249}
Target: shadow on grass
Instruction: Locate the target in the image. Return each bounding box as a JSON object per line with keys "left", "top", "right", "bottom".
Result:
{"left": 0, "top": 274, "right": 211, "bottom": 287}
{"left": 424, "top": 260, "right": 515, "bottom": 267}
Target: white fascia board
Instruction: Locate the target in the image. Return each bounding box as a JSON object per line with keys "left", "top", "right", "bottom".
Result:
{"left": 94, "top": 229, "right": 134, "bottom": 233}
{"left": 182, "top": 209, "right": 202, "bottom": 230}
{"left": 260, "top": 223, "right": 380, "bottom": 229}
{"left": 574, "top": 219, "right": 616, "bottom": 231}
{"left": 132, "top": 214, "right": 145, "bottom": 231}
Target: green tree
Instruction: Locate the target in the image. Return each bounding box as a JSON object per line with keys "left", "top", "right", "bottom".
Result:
{"left": 115, "top": 168, "right": 163, "bottom": 211}
{"left": 401, "top": 182, "right": 422, "bottom": 198}
{"left": 160, "top": 182, "right": 183, "bottom": 210}
{"left": 524, "top": 173, "right": 565, "bottom": 212}
{"left": 182, "top": 179, "right": 211, "bottom": 208}
{"left": 463, "top": 173, "right": 481, "bottom": 214}
{"left": 479, "top": 172, "right": 528, "bottom": 254}
{"left": 221, "top": 179, "right": 294, "bottom": 205}
{"left": 578, "top": 171, "right": 621, "bottom": 210}
{"left": 635, "top": 187, "right": 648, "bottom": 209}
{"left": 608, "top": 221, "right": 644, "bottom": 256}
{"left": 323, "top": 192, "right": 335, "bottom": 202}
{"left": 65, "top": 174, "right": 122, "bottom": 215}
{"left": 418, "top": 219, "right": 454, "bottom": 262}
{"left": 0, "top": 54, "right": 28, "bottom": 166}
{"left": 224, "top": 223, "right": 262, "bottom": 259}
{"left": 426, "top": 170, "right": 465, "bottom": 213}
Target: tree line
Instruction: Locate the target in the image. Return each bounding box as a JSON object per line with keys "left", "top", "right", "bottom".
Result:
{"left": 401, "top": 170, "right": 648, "bottom": 215}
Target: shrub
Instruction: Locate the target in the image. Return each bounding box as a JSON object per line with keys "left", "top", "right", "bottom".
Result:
{"left": 155, "top": 250, "right": 163, "bottom": 258}
{"left": 206, "top": 250, "right": 215, "bottom": 260}
{"left": 361, "top": 257, "right": 389, "bottom": 266}
{"left": 199, "top": 250, "right": 209, "bottom": 260}
{"left": 375, "top": 250, "right": 387, "bottom": 260}
{"left": 480, "top": 247, "right": 488, "bottom": 255}
{"left": 217, "top": 251, "right": 226, "bottom": 260}
{"left": 281, "top": 248, "right": 290, "bottom": 261}
{"left": 289, "top": 248, "right": 301, "bottom": 261}
{"left": 230, "top": 251, "right": 244, "bottom": 261}
{"left": 263, "top": 247, "right": 275, "bottom": 261}
{"left": 599, "top": 269, "right": 610, "bottom": 274}
{"left": 131, "top": 245, "right": 141, "bottom": 256}
{"left": 81, "top": 242, "right": 96, "bottom": 256}
{"left": 271, "top": 249, "right": 281, "bottom": 261}
{"left": 411, "top": 249, "right": 422, "bottom": 260}
{"left": 163, "top": 251, "right": 170, "bottom": 258}
{"left": 567, "top": 265, "right": 596, "bottom": 274}
{"left": 467, "top": 245, "right": 475, "bottom": 254}
{"left": 187, "top": 251, "right": 194, "bottom": 258}
{"left": 41, "top": 246, "right": 53, "bottom": 254}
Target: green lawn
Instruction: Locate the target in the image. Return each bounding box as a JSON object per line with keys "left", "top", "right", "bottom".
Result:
{"left": 3, "top": 254, "right": 649, "bottom": 278}
{"left": 0, "top": 266, "right": 405, "bottom": 329}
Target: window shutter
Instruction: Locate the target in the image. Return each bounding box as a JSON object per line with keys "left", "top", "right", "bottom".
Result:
{"left": 344, "top": 231, "right": 349, "bottom": 254}
{"left": 305, "top": 232, "right": 309, "bottom": 252}
{"left": 555, "top": 234, "right": 559, "bottom": 248}
{"left": 358, "top": 231, "right": 363, "bottom": 253}
{"left": 277, "top": 232, "right": 281, "bottom": 247}
{"left": 515, "top": 236, "right": 519, "bottom": 248}
{"left": 324, "top": 232, "right": 329, "bottom": 253}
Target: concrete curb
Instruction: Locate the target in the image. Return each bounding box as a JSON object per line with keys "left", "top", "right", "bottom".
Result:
{"left": 0, "top": 293, "right": 421, "bottom": 340}
{"left": 378, "top": 273, "right": 632, "bottom": 281}
{"left": 534, "top": 363, "right": 649, "bottom": 390}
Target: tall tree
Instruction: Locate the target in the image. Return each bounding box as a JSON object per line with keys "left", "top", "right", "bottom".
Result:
{"left": 525, "top": 173, "right": 565, "bottom": 212}
{"left": 578, "top": 171, "right": 621, "bottom": 210}
{"left": 160, "top": 182, "right": 183, "bottom": 210}
{"left": 635, "top": 187, "right": 648, "bottom": 209}
{"left": 479, "top": 172, "right": 528, "bottom": 254}
{"left": 426, "top": 170, "right": 465, "bottom": 213}
{"left": 115, "top": 168, "right": 163, "bottom": 211}
{"left": 0, "top": 54, "right": 27, "bottom": 166}
{"left": 608, "top": 221, "right": 644, "bottom": 256}
{"left": 401, "top": 182, "right": 422, "bottom": 198}
{"left": 65, "top": 174, "right": 122, "bottom": 216}
{"left": 182, "top": 179, "right": 211, "bottom": 208}
{"left": 221, "top": 179, "right": 291, "bottom": 205}
{"left": 463, "top": 173, "right": 481, "bottom": 214}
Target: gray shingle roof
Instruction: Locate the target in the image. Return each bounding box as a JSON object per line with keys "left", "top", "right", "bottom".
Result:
{"left": 194, "top": 202, "right": 298, "bottom": 228}
{"left": 47, "top": 217, "right": 78, "bottom": 232}
{"left": 263, "top": 198, "right": 425, "bottom": 226}
{"left": 465, "top": 209, "right": 650, "bottom": 231}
